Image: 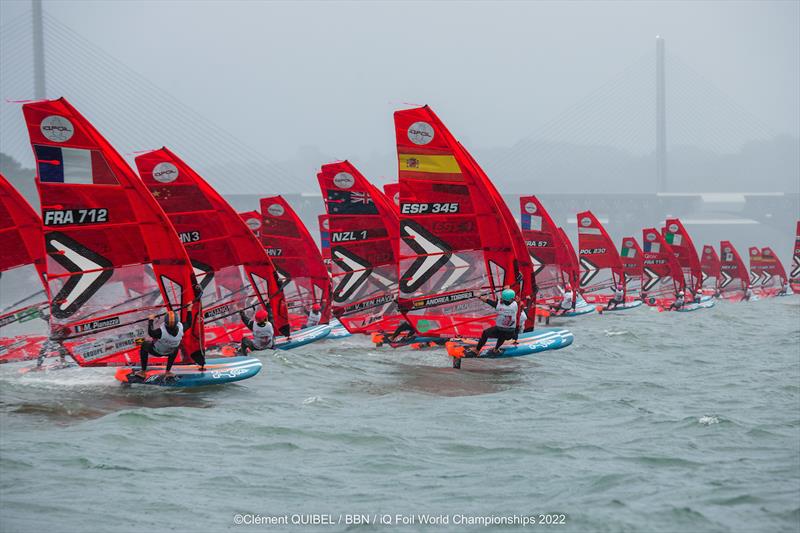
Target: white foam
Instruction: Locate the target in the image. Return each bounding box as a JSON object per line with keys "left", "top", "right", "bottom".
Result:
{"left": 698, "top": 416, "right": 720, "bottom": 425}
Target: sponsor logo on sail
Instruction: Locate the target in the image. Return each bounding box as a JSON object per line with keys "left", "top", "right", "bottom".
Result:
{"left": 267, "top": 203, "right": 284, "bottom": 217}
{"left": 40, "top": 115, "right": 74, "bottom": 142}
{"left": 407, "top": 121, "right": 434, "bottom": 145}
{"left": 524, "top": 202, "right": 537, "bottom": 214}
{"left": 333, "top": 172, "right": 355, "bottom": 189}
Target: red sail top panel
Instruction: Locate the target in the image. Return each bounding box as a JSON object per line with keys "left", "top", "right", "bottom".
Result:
{"left": 719, "top": 240, "right": 749, "bottom": 301}
{"left": 700, "top": 244, "right": 721, "bottom": 292}
{"left": 22, "top": 98, "right": 201, "bottom": 366}
{"left": 558, "top": 227, "right": 580, "bottom": 291}
{"left": 317, "top": 160, "right": 402, "bottom": 334}
{"left": 750, "top": 246, "right": 785, "bottom": 297}
{"left": 664, "top": 218, "right": 702, "bottom": 295}
{"left": 136, "top": 147, "right": 289, "bottom": 344}
{"left": 619, "top": 236, "right": 643, "bottom": 298}
{"left": 394, "top": 105, "right": 527, "bottom": 338}
{"left": 577, "top": 211, "right": 624, "bottom": 303}
{"left": 520, "top": 196, "right": 568, "bottom": 304}
{"left": 239, "top": 210, "right": 262, "bottom": 239}
{"left": 641, "top": 227, "right": 683, "bottom": 306}
{"left": 259, "top": 195, "right": 331, "bottom": 328}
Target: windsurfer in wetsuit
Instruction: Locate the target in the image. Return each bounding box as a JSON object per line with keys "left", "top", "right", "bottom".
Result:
{"left": 694, "top": 288, "right": 704, "bottom": 303}
{"left": 35, "top": 324, "right": 70, "bottom": 369}
{"left": 606, "top": 284, "right": 625, "bottom": 310}
{"left": 134, "top": 310, "right": 198, "bottom": 379}
{"left": 513, "top": 295, "right": 534, "bottom": 343}
{"left": 239, "top": 308, "right": 274, "bottom": 354}
{"left": 744, "top": 285, "right": 753, "bottom": 301}
{"left": 387, "top": 321, "right": 416, "bottom": 343}
{"left": 554, "top": 284, "right": 575, "bottom": 315}
{"left": 468, "top": 289, "right": 519, "bottom": 356}
{"left": 778, "top": 281, "right": 789, "bottom": 296}
{"left": 303, "top": 304, "right": 323, "bottom": 329}
{"left": 667, "top": 291, "right": 685, "bottom": 311}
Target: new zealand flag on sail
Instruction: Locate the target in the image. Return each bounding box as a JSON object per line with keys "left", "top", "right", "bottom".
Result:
{"left": 326, "top": 190, "right": 379, "bottom": 215}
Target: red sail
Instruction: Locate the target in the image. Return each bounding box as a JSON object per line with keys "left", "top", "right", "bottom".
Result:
{"left": 317, "top": 160, "right": 402, "bottom": 334}
{"left": 664, "top": 218, "right": 702, "bottom": 296}
{"left": 239, "top": 210, "right": 262, "bottom": 239}
{"left": 519, "top": 196, "right": 571, "bottom": 304}
{"left": 558, "top": 227, "right": 581, "bottom": 291}
{"left": 259, "top": 196, "right": 331, "bottom": 328}
{"left": 719, "top": 240, "right": 749, "bottom": 301}
{"left": 619, "top": 236, "right": 643, "bottom": 299}
{"left": 0, "top": 173, "right": 49, "bottom": 362}
{"left": 749, "top": 246, "right": 786, "bottom": 297}
{"left": 383, "top": 183, "right": 400, "bottom": 211}
{"left": 700, "top": 244, "right": 721, "bottom": 293}
{"left": 318, "top": 214, "right": 332, "bottom": 271}
{"left": 791, "top": 221, "right": 800, "bottom": 293}
{"left": 577, "top": 211, "right": 624, "bottom": 304}
{"left": 135, "top": 148, "right": 289, "bottom": 345}
{"left": 641, "top": 227, "right": 683, "bottom": 306}
{"left": 22, "top": 98, "right": 201, "bottom": 366}
{"left": 395, "top": 105, "right": 532, "bottom": 338}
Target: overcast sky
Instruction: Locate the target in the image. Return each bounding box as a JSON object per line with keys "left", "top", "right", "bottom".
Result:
{"left": 1, "top": 0, "right": 797, "bottom": 164}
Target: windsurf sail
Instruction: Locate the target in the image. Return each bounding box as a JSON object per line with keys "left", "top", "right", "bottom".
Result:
{"left": 135, "top": 147, "right": 290, "bottom": 345}
{"left": 700, "top": 244, "right": 721, "bottom": 293}
{"left": 641, "top": 227, "right": 683, "bottom": 306}
{"left": 395, "top": 105, "right": 533, "bottom": 338}
{"left": 663, "top": 218, "right": 703, "bottom": 297}
{"left": 619, "top": 236, "right": 643, "bottom": 300}
{"left": 22, "top": 97, "right": 202, "bottom": 366}
{"left": 239, "top": 210, "right": 262, "bottom": 239}
{"left": 0, "top": 173, "right": 49, "bottom": 363}
{"left": 317, "top": 160, "right": 403, "bottom": 334}
{"left": 749, "top": 246, "right": 786, "bottom": 297}
{"left": 519, "top": 196, "right": 572, "bottom": 306}
{"left": 719, "top": 241, "right": 750, "bottom": 301}
{"left": 558, "top": 227, "right": 581, "bottom": 291}
{"left": 318, "top": 214, "right": 332, "bottom": 272}
{"left": 791, "top": 221, "right": 800, "bottom": 293}
{"left": 258, "top": 196, "right": 331, "bottom": 328}
{"left": 383, "top": 182, "right": 400, "bottom": 211}
{"left": 576, "top": 211, "right": 624, "bottom": 304}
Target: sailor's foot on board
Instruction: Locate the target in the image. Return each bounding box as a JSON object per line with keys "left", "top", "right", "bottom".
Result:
{"left": 163, "top": 371, "right": 176, "bottom": 379}
{"left": 133, "top": 370, "right": 147, "bottom": 379}
{"left": 486, "top": 348, "right": 502, "bottom": 356}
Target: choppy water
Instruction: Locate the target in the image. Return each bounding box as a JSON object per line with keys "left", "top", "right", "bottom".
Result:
{"left": 1, "top": 298, "right": 799, "bottom": 533}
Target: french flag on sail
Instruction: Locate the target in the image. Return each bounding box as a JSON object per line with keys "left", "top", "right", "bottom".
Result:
{"left": 521, "top": 213, "right": 542, "bottom": 231}
{"left": 34, "top": 145, "right": 117, "bottom": 185}
{"left": 643, "top": 241, "right": 660, "bottom": 253}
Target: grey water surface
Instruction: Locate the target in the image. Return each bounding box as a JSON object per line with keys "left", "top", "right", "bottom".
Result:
{"left": 1, "top": 298, "right": 798, "bottom": 533}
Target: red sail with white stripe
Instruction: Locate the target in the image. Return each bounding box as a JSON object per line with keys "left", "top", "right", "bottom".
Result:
{"left": 749, "top": 246, "right": 785, "bottom": 297}
{"left": 135, "top": 147, "right": 289, "bottom": 345}
{"left": 22, "top": 98, "right": 202, "bottom": 366}
{"left": 641, "top": 227, "right": 683, "bottom": 306}
{"left": 576, "top": 211, "right": 624, "bottom": 304}
{"left": 317, "top": 160, "right": 402, "bottom": 334}
{"left": 791, "top": 221, "right": 800, "bottom": 293}
{"left": 701, "top": 245, "right": 721, "bottom": 293}
{"left": 519, "top": 196, "right": 571, "bottom": 305}
{"left": 0, "top": 173, "right": 49, "bottom": 363}
{"left": 663, "top": 218, "right": 702, "bottom": 297}
{"left": 259, "top": 196, "right": 331, "bottom": 328}
{"left": 719, "top": 240, "right": 749, "bottom": 301}
{"left": 395, "top": 105, "right": 533, "bottom": 338}
{"left": 619, "top": 236, "right": 643, "bottom": 299}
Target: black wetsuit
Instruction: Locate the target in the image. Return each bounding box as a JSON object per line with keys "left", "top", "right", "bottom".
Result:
{"left": 388, "top": 321, "right": 416, "bottom": 342}
{"left": 139, "top": 312, "right": 202, "bottom": 372}
{"left": 667, "top": 298, "right": 685, "bottom": 311}
{"left": 474, "top": 299, "right": 517, "bottom": 353}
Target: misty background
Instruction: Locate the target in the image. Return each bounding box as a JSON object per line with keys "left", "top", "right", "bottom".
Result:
{"left": 0, "top": 0, "right": 798, "bottom": 259}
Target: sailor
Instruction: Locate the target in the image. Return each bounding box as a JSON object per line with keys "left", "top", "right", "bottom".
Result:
{"left": 514, "top": 295, "right": 534, "bottom": 342}
{"left": 469, "top": 289, "right": 520, "bottom": 356}
{"left": 239, "top": 308, "right": 274, "bottom": 354}
{"left": 134, "top": 310, "right": 197, "bottom": 379}
{"left": 778, "top": 280, "right": 789, "bottom": 296}
{"left": 303, "top": 303, "right": 323, "bottom": 328}
{"left": 387, "top": 320, "right": 416, "bottom": 343}
{"left": 694, "top": 287, "right": 704, "bottom": 303}
{"left": 668, "top": 291, "right": 685, "bottom": 311}
{"left": 555, "top": 284, "right": 575, "bottom": 315}
{"left": 606, "top": 284, "right": 625, "bottom": 310}
{"left": 35, "top": 324, "right": 70, "bottom": 368}
{"left": 744, "top": 285, "right": 753, "bottom": 301}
